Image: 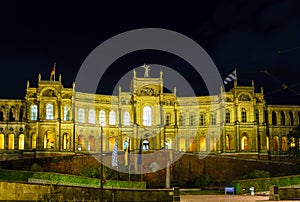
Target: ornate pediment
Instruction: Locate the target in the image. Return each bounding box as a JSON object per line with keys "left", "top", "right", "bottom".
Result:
{"left": 239, "top": 94, "right": 251, "bottom": 101}
{"left": 28, "top": 92, "right": 38, "bottom": 98}
{"left": 138, "top": 87, "right": 155, "bottom": 96}
{"left": 62, "top": 94, "right": 72, "bottom": 99}
{"left": 42, "top": 89, "right": 56, "bottom": 97}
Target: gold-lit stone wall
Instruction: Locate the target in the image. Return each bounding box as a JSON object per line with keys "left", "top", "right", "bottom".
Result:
{"left": 0, "top": 71, "right": 298, "bottom": 156}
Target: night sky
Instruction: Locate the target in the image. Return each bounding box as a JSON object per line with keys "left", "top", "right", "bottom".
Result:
{"left": 1, "top": 1, "right": 300, "bottom": 105}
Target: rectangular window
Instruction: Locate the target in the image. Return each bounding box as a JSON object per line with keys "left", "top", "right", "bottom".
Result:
{"left": 166, "top": 112, "right": 171, "bottom": 126}
{"left": 179, "top": 113, "right": 185, "bottom": 126}
{"left": 242, "top": 109, "right": 247, "bottom": 122}
{"left": 46, "top": 104, "right": 54, "bottom": 120}
{"left": 190, "top": 113, "right": 195, "bottom": 126}
{"left": 78, "top": 109, "right": 85, "bottom": 123}
{"left": 99, "top": 110, "right": 106, "bottom": 125}
{"left": 109, "top": 111, "right": 116, "bottom": 125}
{"left": 124, "top": 111, "right": 130, "bottom": 126}
{"left": 199, "top": 113, "right": 205, "bottom": 125}
{"left": 30, "top": 105, "right": 38, "bottom": 121}
{"left": 143, "top": 106, "right": 152, "bottom": 126}
{"left": 64, "top": 105, "right": 70, "bottom": 121}
{"left": 225, "top": 111, "right": 230, "bottom": 123}
{"left": 211, "top": 113, "right": 216, "bottom": 125}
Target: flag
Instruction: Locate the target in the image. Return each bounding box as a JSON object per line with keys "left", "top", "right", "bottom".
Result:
{"left": 50, "top": 62, "right": 56, "bottom": 81}
{"left": 124, "top": 139, "right": 130, "bottom": 166}
{"left": 112, "top": 138, "right": 118, "bottom": 167}
{"left": 224, "top": 69, "right": 237, "bottom": 85}
{"left": 137, "top": 138, "right": 142, "bottom": 165}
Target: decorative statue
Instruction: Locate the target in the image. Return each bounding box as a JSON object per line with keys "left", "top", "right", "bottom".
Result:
{"left": 141, "top": 64, "right": 150, "bottom": 77}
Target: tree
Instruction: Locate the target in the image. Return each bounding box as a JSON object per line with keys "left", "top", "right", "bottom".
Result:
{"left": 287, "top": 126, "right": 300, "bottom": 159}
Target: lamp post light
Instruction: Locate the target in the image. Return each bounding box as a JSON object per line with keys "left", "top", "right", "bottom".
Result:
{"left": 100, "top": 122, "right": 104, "bottom": 202}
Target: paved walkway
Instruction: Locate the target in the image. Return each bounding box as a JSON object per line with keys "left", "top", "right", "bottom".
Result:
{"left": 180, "top": 195, "right": 271, "bottom": 202}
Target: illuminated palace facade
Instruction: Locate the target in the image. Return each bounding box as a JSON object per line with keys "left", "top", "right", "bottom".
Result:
{"left": 0, "top": 69, "right": 299, "bottom": 157}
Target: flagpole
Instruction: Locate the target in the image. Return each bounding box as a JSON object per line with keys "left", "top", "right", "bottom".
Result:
{"left": 128, "top": 138, "right": 131, "bottom": 181}
{"left": 100, "top": 123, "right": 104, "bottom": 202}
{"left": 234, "top": 68, "right": 237, "bottom": 87}
{"left": 138, "top": 138, "right": 143, "bottom": 182}
{"left": 53, "top": 62, "right": 56, "bottom": 81}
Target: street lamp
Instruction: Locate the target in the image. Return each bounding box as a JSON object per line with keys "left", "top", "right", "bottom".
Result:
{"left": 100, "top": 122, "right": 104, "bottom": 202}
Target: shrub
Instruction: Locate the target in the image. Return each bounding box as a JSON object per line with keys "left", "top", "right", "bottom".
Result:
{"left": 242, "top": 169, "right": 270, "bottom": 179}
{"left": 30, "top": 163, "right": 44, "bottom": 172}
{"left": 80, "top": 165, "right": 100, "bottom": 178}
{"left": 193, "top": 174, "right": 213, "bottom": 188}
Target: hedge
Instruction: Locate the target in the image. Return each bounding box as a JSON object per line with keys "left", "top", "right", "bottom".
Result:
{"left": 0, "top": 169, "right": 146, "bottom": 189}
{"left": 232, "top": 174, "right": 300, "bottom": 194}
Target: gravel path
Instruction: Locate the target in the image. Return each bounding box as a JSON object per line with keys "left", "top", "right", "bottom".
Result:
{"left": 180, "top": 195, "right": 270, "bottom": 202}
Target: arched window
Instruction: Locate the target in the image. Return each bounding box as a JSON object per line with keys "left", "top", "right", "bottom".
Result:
{"left": 189, "top": 112, "right": 195, "bottom": 126}
{"left": 241, "top": 134, "right": 248, "bottom": 151}
{"left": 272, "top": 111, "right": 277, "bottom": 125}
{"left": 266, "top": 136, "right": 270, "bottom": 151}
{"left": 0, "top": 107, "right": 4, "bottom": 122}
{"left": 265, "top": 111, "right": 269, "bottom": 124}
{"left": 18, "top": 134, "right": 24, "bottom": 150}
{"left": 99, "top": 110, "right": 106, "bottom": 126}
{"left": 44, "top": 131, "right": 55, "bottom": 149}
{"left": 225, "top": 110, "right": 230, "bottom": 123}
{"left": 165, "top": 139, "right": 172, "bottom": 149}
{"left": 210, "top": 136, "right": 216, "bottom": 151}
{"left": 31, "top": 133, "right": 36, "bottom": 149}
{"left": 199, "top": 137, "right": 206, "bottom": 152}
{"left": 143, "top": 106, "right": 152, "bottom": 126}
{"left": 289, "top": 111, "right": 294, "bottom": 126}
{"left": 88, "top": 136, "right": 95, "bottom": 151}
{"left": 64, "top": 105, "right": 70, "bottom": 121}
{"left": 46, "top": 103, "right": 54, "bottom": 120}
{"left": 19, "top": 106, "right": 25, "bottom": 122}
{"left": 8, "top": 134, "right": 14, "bottom": 150}
{"left": 109, "top": 110, "right": 116, "bottom": 125}
{"left": 142, "top": 140, "right": 150, "bottom": 150}
{"left": 241, "top": 108, "right": 247, "bottom": 122}
{"left": 188, "top": 138, "right": 195, "bottom": 152}
{"left": 199, "top": 113, "right": 205, "bottom": 125}
{"left": 30, "top": 105, "right": 38, "bottom": 121}
{"left": 226, "top": 135, "right": 230, "bottom": 150}
{"left": 273, "top": 136, "right": 279, "bottom": 152}
{"left": 78, "top": 135, "right": 84, "bottom": 151}
{"left": 165, "top": 112, "right": 171, "bottom": 126}
{"left": 124, "top": 111, "right": 130, "bottom": 126}
{"left": 280, "top": 111, "right": 285, "bottom": 126}
{"left": 179, "top": 137, "right": 186, "bottom": 151}
{"left": 123, "top": 140, "right": 129, "bottom": 151}
{"left": 63, "top": 133, "right": 71, "bottom": 150}
{"left": 0, "top": 133, "right": 4, "bottom": 149}
{"left": 9, "top": 106, "right": 16, "bottom": 122}
{"left": 78, "top": 108, "right": 85, "bottom": 123}
{"left": 88, "top": 109, "right": 96, "bottom": 124}
{"left": 282, "top": 136, "right": 287, "bottom": 152}
{"left": 165, "top": 141, "right": 169, "bottom": 150}
{"left": 255, "top": 109, "right": 259, "bottom": 123}
{"left": 290, "top": 137, "right": 296, "bottom": 149}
